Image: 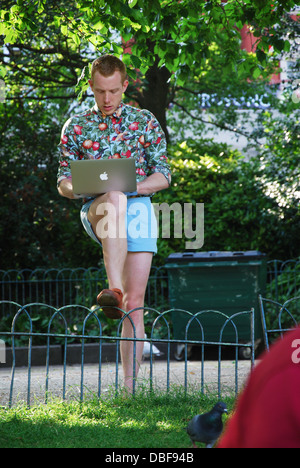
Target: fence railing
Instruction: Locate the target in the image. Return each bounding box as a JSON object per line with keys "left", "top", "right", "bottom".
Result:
{"left": 266, "top": 259, "right": 300, "bottom": 302}
{"left": 0, "top": 266, "right": 168, "bottom": 321}
{"left": 259, "top": 295, "right": 300, "bottom": 350}
{"left": 0, "top": 301, "right": 255, "bottom": 407}
{"left": 1, "top": 259, "right": 299, "bottom": 319}
{"left": 0, "top": 258, "right": 299, "bottom": 408}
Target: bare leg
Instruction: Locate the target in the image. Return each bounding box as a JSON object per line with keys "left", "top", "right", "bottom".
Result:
{"left": 87, "top": 191, "right": 127, "bottom": 290}
{"left": 121, "top": 251, "right": 153, "bottom": 394}
{"left": 87, "top": 193, "right": 153, "bottom": 394}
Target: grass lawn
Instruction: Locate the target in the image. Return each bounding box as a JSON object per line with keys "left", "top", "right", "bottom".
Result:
{"left": 0, "top": 387, "right": 235, "bottom": 448}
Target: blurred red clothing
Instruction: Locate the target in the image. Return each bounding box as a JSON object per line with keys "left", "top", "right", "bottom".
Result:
{"left": 218, "top": 327, "right": 300, "bottom": 448}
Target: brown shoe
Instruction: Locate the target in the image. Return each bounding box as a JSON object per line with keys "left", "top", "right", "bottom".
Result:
{"left": 97, "top": 288, "right": 124, "bottom": 319}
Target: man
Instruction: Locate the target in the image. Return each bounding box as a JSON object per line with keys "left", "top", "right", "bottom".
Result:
{"left": 57, "top": 55, "right": 171, "bottom": 394}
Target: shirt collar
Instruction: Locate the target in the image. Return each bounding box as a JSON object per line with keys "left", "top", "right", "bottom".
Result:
{"left": 93, "top": 102, "right": 124, "bottom": 119}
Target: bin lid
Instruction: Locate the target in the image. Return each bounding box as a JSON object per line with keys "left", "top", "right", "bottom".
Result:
{"left": 165, "top": 250, "right": 266, "bottom": 264}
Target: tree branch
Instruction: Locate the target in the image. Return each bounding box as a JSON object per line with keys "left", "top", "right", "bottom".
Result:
{"left": 6, "top": 43, "right": 59, "bottom": 54}
{"left": 172, "top": 100, "right": 262, "bottom": 145}
{"left": 125, "top": 87, "right": 145, "bottom": 108}
{"left": 5, "top": 94, "right": 78, "bottom": 101}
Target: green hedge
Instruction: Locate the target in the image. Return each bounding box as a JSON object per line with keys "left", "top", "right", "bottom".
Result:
{"left": 153, "top": 138, "right": 300, "bottom": 264}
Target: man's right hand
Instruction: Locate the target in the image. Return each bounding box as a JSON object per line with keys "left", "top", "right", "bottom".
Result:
{"left": 57, "top": 178, "right": 82, "bottom": 199}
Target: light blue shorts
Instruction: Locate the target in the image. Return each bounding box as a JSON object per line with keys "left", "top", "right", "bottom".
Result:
{"left": 80, "top": 196, "right": 158, "bottom": 254}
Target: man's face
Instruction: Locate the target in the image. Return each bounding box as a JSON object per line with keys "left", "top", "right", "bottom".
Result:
{"left": 89, "top": 71, "right": 128, "bottom": 116}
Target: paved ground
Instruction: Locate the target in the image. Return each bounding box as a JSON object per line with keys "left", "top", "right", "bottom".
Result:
{"left": 0, "top": 359, "right": 253, "bottom": 407}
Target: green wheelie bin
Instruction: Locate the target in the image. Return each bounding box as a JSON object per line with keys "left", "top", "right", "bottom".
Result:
{"left": 165, "top": 251, "right": 267, "bottom": 346}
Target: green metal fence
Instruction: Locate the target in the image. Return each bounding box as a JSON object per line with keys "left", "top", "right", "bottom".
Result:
{"left": 1, "top": 259, "right": 299, "bottom": 318}
{"left": 0, "top": 258, "right": 299, "bottom": 408}
{"left": 0, "top": 266, "right": 168, "bottom": 321}
{"left": 266, "top": 259, "right": 300, "bottom": 302}
{"left": 259, "top": 295, "right": 300, "bottom": 350}
{"left": 0, "top": 301, "right": 255, "bottom": 408}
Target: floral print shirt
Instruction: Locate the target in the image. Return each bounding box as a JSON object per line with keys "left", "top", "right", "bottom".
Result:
{"left": 57, "top": 102, "right": 171, "bottom": 192}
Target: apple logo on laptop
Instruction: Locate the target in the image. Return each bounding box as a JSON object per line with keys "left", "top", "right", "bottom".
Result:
{"left": 99, "top": 172, "right": 108, "bottom": 181}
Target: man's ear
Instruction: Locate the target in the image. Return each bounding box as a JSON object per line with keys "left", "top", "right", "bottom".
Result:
{"left": 122, "top": 80, "right": 129, "bottom": 94}
{"left": 88, "top": 79, "right": 94, "bottom": 92}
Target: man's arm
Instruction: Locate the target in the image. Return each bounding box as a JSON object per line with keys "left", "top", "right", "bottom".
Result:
{"left": 58, "top": 173, "right": 168, "bottom": 199}
{"left": 142, "top": 111, "right": 171, "bottom": 190}
{"left": 136, "top": 173, "right": 169, "bottom": 196}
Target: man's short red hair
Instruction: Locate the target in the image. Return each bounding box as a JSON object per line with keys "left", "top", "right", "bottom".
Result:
{"left": 91, "top": 55, "right": 127, "bottom": 83}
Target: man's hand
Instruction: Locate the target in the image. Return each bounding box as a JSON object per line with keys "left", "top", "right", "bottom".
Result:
{"left": 58, "top": 178, "right": 82, "bottom": 199}
{"left": 137, "top": 173, "right": 169, "bottom": 196}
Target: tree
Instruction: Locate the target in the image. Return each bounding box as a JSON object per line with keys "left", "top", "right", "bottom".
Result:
{"left": 0, "top": 0, "right": 298, "bottom": 138}
{"left": 0, "top": 0, "right": 299, "bottom": 269}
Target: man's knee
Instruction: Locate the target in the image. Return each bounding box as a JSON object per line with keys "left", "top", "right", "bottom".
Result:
{"left": 105, "top": 191, "right": 127, "bottom": 207}
{"left": 101, "top": 191, "right": 127, "bottom": 218}
{"left": 123, "top": 292, "right": 145, "bottom": 314}
{"left": 88, "top": 191, "right": 127, "bottom": 224}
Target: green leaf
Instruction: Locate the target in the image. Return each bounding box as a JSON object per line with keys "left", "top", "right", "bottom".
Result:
{"left": 10, "top": 5, "right": 20, "bottom": 13}
{"left": 127, "top": 67, "right": 137, "bottom": 80}
{"left": 37, "top": 1, "right": 45, "bottom": 14}
{"left": 128, "top": 0, "right": 138, "bottom": 8}
{"left": 76, "top": 64, "right": 91, "bottom": 87}
{"left": 75, "top": 64, "right": 92, "bottom": 100}
{"left": 0, "top": 22, "right": 7, "bottom": 36}
{"left": 253, "top": 67, "right": 262, "bottom": 79}
{"left": 71, "top": 33, "right": 81, "bottom": 47}
{"left": 0, "top": 65, "right": 7, "bottom": 78}
{"left": 283, "top": 40, "right": 291, "bottom": 53}
{"left": 61, "top": 24, "right": 68, "bottom": 36}
{"left": 53, "top": 15, "right": 61, "bottom": 28}
{"left": 256, "top": 49, "right": 266, "bottom": 60}
{"left": 131, "top": 55, "right": 142, "bottom": 69}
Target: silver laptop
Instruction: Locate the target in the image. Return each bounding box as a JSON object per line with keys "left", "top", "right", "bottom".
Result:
{"left": 71, "top": 159, "right": 137, "bottom": 196}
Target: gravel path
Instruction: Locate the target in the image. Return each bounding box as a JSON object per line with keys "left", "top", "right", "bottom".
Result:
{"left": 0, "top": 359, "right": 253, "bottom": 407}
